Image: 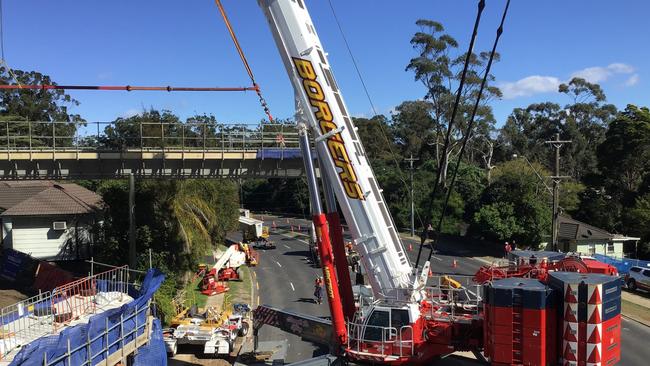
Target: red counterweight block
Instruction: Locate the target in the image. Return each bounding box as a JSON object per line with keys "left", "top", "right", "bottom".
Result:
{"left": 483, "top": 278, "right": 556, "bottom": 366}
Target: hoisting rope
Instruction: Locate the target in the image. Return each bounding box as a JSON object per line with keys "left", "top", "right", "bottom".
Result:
{"left": 0, "top": 84, "right": 258, "bottom": 92}
{"left": 425, "top": 0, "right": 511, "bottom": 265}
{"left": 214, "top": 0, "right": 273, "bottom": 122}
{"left": 414, "top": 0, "right": 486, "bottom": 271}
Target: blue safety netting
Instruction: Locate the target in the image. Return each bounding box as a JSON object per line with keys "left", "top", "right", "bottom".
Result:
{"left": 257, "top": 148, "right": 302, "bottom": 159}
{"left": 593, "top": 254, "right": 650, "bottom": 275}
{"left": 133, "top": 318, "right": 167, "bottom": 366}
{"left": 9, "top": 269, "right": 165, "bottom": 366}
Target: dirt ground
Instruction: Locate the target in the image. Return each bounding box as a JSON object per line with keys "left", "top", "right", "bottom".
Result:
{"left": 0, "top": 289, "right": 29, "bottom": 308}
{"left": 168, "top": 353, "right": 232, "bottom": 366}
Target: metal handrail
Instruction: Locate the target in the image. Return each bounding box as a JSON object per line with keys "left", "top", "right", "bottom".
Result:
{"left": 347, "top": 322, "right": 414, "bottom": 358}
{"left": 0, "top": 121, "right": 300, "bottom": 152}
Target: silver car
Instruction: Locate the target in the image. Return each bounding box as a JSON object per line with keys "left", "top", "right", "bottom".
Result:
{"left": 625, "top": 266, "right": 650, "bottom": 292}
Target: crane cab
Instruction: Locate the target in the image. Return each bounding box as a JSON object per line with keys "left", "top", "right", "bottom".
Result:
{"left": 347, "top": 302, "right": 420, "bottom": 360}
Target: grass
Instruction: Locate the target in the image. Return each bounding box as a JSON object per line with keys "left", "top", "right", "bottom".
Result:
{"left": 227, "top": 265, "right": 253, "bottom": 306}
{"left": 622, "top": 299, "right": 650, "bottom": 324}
{"left": 183, "top": 274, "right": 209, "bottom": 309}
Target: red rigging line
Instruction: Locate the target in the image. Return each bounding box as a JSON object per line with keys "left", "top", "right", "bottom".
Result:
{"left": 0, "top": 84, "right": 259, "bottom": 92}
{"left": 214, "top": 0, "right": 273, "bottom": 122}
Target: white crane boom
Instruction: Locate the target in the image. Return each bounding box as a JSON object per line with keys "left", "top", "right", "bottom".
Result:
{"left": 258, "top": 0, "right": 418, "bottom": 300}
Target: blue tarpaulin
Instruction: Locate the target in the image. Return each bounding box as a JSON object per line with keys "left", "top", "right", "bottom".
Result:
{"left": 256, "top": 148, "right": 302, "bottom": 159}
{"left": 592, "top": 254, "right": 650, "bottom": 275}
{"left": 9, "top": 269, "right": 165, "bottom": 366}
{"left": 133, "top": 319, "right": 167, "bottom": 366}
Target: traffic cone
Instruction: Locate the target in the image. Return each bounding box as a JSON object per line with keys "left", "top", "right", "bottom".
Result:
{"left": 408, "top": 243, "right": 413, "bottom": 251}
{"left": 272, "top": 221, "right": 277, "bottom": 229}
{"left": 286, "top": 218, "right": 289, "bottom": 224}
{"left": 452, "top": 259, "right": 458, "bottom": 268}
{"left": 298, "top": 224, "right": 301, "bottom": 232}
{"left": 428, "top": 269, "right": 433, "bottom": 278}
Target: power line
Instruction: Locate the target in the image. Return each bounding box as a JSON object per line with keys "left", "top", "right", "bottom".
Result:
{"left": 425, "top": 0, "right": 512, "bottom": 265}
{"left": 414, "top": 0, "right": 487, "bottom": 270}
{"left": 327, "top": 0, "right": 424, "bottom": 229}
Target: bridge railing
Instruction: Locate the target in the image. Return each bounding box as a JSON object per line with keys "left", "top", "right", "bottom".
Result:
{"left": 0, "top": 121, "right": 300, "bottom": 152}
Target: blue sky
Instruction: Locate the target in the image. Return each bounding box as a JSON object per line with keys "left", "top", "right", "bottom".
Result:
{"left": 2, "top": 1, "right": 648, "bottom": 127}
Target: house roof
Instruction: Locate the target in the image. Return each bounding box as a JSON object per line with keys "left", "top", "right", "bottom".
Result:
{"left": 0, "top": 181, "right": 103, "bottom": 217}
{"left": 558, "top": 215, "right": 614, "bottom": 241}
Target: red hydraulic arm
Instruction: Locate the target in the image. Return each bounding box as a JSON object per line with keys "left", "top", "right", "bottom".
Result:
{"left": 326, "top": 211, "right": 355, "bottom": 320}
{"left": 313, "top": 213, "right": 348, "bottom": 347}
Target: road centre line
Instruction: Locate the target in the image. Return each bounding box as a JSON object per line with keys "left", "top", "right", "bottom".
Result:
{"left": 290, "top": 282, "right": 295, "bottom": 291}
{"left": 276, "top": 261, "right": 282, "bottom": 267}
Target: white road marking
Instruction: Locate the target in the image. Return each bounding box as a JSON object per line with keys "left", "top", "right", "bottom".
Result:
{"left": 290, "top": 282, "right": 295, "bottom": 291}
{"left": 431, "top": 256, "right": 443, "bottom": 261}
{"left": 276, "top": 261, "right": 282, "bottom": 268}
{"left": 283, "top": 244, "right": 291, "bottom": 249}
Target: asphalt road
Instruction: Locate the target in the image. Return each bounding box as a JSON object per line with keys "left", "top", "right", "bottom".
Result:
{"left": 245, "top": 215, "right": 650, "bottom": 365}
{"left": 230, "top": 227, "right": 330, "bottom": 363}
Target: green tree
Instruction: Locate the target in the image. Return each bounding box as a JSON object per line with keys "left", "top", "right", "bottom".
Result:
{"left": 472, "top": 159, "right": 552, "bottom": 247}
{"left": 0, "top": 67, "right": 85, "bottom": 148}
{"left": 597, "top": 105, "right": 650, "bottom": 194}
{"left": 406, "top": 19, "right": 501, "bottom": 185}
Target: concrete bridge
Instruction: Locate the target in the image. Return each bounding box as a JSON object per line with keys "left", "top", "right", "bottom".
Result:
{"left": 0, "top": 121, "right": 306, "bottom": 180}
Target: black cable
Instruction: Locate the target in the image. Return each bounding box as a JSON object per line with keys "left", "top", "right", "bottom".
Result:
{"left": 414, "top": 0, "right": 485, "bottom": 271}
{"left": 426, "top": 0, "right": 511, "bottom": 264}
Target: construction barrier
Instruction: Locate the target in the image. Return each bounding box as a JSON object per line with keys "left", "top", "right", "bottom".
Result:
{"left": 592, "top": 254, "right": 650, "bottom": 275}
{"left": 3, "top": 268, "right": 164, "bottom": 366}
{"left": 133, "top": 318, "right": 167, "bottom": 366}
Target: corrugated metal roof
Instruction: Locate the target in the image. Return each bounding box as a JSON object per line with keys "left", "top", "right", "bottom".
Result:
{"left": 558, "top": 215, "right": 613, "bottom": 241}
{"left": 0, "top": 181, "right": 103, "bottom": 216}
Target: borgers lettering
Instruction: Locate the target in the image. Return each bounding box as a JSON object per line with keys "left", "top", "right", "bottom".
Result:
{"left": 292, "top": 57, "right": 364, "bottom": 200}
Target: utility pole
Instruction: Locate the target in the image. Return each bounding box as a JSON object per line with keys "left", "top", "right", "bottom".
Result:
{"left": 545, "top": 133, "right": 571, "bottom": 251}
{"left": 405, "top": 154, "right": 419, "bottom": 237}
{"left": 128, "top": 173, "right": 136, "bottom": 268}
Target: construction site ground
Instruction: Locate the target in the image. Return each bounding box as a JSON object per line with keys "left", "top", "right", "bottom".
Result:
{"left": 168, "top": 247, "right": 255, "bottom": 366}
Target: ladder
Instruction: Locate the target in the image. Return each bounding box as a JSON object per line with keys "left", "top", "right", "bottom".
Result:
{"left": 512, "top": 291, "right": 523, "bottom": 364}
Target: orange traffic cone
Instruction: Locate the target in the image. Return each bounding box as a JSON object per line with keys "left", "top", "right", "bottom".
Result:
{"left": 408, "top": 243, "right": 413, "bottom": 251}
{"left": 452, "top": 259, "right": 458, "bottom": 268}
{"left": 428, "top": 268, "right": 433, "bottom": 277}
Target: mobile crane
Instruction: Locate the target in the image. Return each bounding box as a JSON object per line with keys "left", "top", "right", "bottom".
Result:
{"left": 255, "top": 0, "right": 483, "bottom": 364}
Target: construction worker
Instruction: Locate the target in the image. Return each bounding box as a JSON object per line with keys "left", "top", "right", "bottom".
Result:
{"left": 504, "top": 241, "right": 512, "bottom": 258}
{"left": 314, "top": 277, "right": 323, "bottom": 304}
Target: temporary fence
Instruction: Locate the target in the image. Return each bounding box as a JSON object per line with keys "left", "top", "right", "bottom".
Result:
{"left": 1, "top": 267, "right": 164, "bottom": 366}
{"left": 132, "top": 319, "right": 167, "bottom": 366}
{"left": 592, "top": 254, "right": 650, "bottom": 275}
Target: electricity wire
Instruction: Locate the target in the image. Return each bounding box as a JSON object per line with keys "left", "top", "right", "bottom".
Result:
{"left": 327, "top": 0, "right": 425, "bottom": 228}
{"left": 425, "top": 0, "right": 511, "bottom": 264}
{"left": 0, "top": 84, "right": 258, "bottom": 92}
{"left": 414, "top": 0, "right": 486, "bottom": 271}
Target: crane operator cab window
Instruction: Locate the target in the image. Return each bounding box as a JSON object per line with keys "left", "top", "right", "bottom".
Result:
{"left": 362, "top": 307, "right": 412, "bottom": 342}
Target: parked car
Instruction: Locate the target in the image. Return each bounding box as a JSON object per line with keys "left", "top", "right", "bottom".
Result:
{"left": 625, "top": 266, "right": 650, "bottom": 292}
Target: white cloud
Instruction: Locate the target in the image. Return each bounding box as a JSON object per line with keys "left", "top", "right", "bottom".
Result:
{"left": 499, "top": 76, "right": 561, "bottom": 99}
{"left": 570, "top": 63, "right": 635, "bottom": 83}
{"left": 625, "top": 74, "right": 640, "bottom": 87}
{"left": 500, "top": 62, "right": 636, "bottom": 99}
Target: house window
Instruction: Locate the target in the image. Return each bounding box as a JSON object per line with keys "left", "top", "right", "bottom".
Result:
{"left": 607, "top": 242, "right": 615, "bottom": 254}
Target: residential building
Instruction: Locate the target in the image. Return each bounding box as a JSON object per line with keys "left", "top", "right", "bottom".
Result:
{"left": 0, "top": 181, "right": 103, "bottom": 260}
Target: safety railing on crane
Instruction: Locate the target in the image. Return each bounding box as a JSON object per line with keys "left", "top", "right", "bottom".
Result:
{"left": 422, "top": 275, "right": 483, "bottom": 319}
{"left": 346, "top": 322, "right": 414, "bottom": 358}
{"left": 0, "top": 120, "right": 300, "bottom": 153}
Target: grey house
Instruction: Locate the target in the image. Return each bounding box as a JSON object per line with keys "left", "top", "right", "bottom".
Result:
{"left": 555, "top": 215, "right": 639, "bottom": 258}
{"left": 0, "top": 181, "right": 103, "bottom": 260}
